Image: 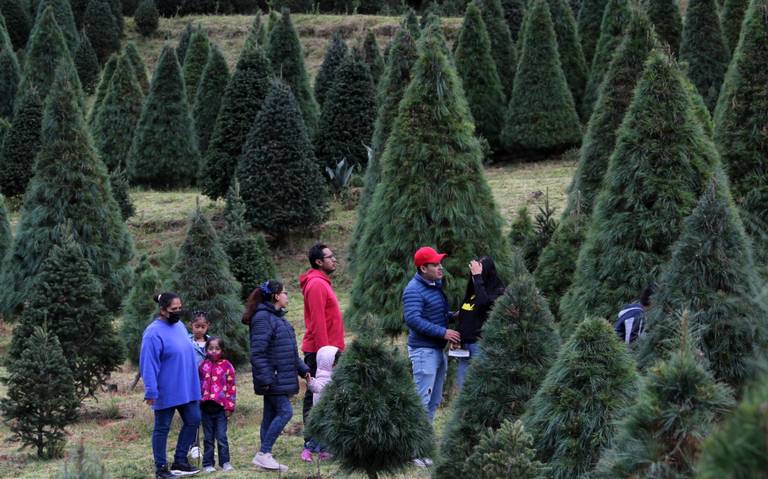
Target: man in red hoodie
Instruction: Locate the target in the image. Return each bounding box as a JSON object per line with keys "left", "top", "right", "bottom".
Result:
{"left": 299, "top": 243, "right": 345, "bottom": 461}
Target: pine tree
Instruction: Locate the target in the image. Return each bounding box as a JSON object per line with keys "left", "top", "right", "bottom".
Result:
{"left": 0, "top": 325, "right": 79, "bottom": 459}
{"left": 695, "top": 374, "right": 768, "bottom": 478}
{"left": 0, "top": 46, "right": 19, "bottom": 118}
{"left": 314, "top": 30, "right": 347, "bottom": 110}
{"left": 181, "top": 29, "right": 209, "bottom": 105}
{"left": 523, "top": 318, "right": 638, "bottom": 479}
{"left": 581, "top": 0, "right": 630, "bottom": 119}
{"left": 502, "top": 0, "right": 581, "bottom": 153}
{"left": 237, "top": 80, "right": 327, "bottom": 235}
{"left": 120, "top": 254, "right": 161, "bottom": 365}
{"left": 534, "top": 10, "right": 658, "bottom": 318}
{"left": 266, "top": 10, "right": 318, "bottom": 135}
{"left": 74, "top": 30, "right": 98, "bottom": 93}
{"left": 500, "top": 0, "right": 526, "bottom": 41}
{"left": 434, "top": 272, "right": 560, "bottom": 479}
{"left": 576, "top": 0, "right": 608, "bottom": 65}
{"left": 455, "top": 2, "right": 506, "bottom": 149}
{"left": 508, "top": 205, "right": 534, "bottom": 250}
{"left": 134, "top": 0, "right": 158, "bottom": 37}
{"left": 645, "top": 0, "right": 682, "bottom": 54}
{"left": 128, "top": 45, "right": 199, "bottom": 188}
{"left": 192, "top": 43, "right": 228, "bottom": 155}
{"left": 680, "top": 0, "right": 730, "bottom": 111}
{"left": 305, "top": 331, "right": 434, "bottom": 479}
{"left": 0, "top": 0, "right": 30, "bottom": 50}
{"left": 87, "top": 52, "right": 116, "bottom": 125}
{"left": 0, "top": 89, "right": 42, "bottom": 198}
{"left": 124, "top": 42, "right": 149, "bottom": 93}
{"left": 171, "top": 207, "right": 248, "bottom": 366}
{"left": 56, "top": 440, "right": 110, "bottom": 478}
{"left": 546, "top": 0, "right": 589, "bottom": 107}
{"left": 360, "top": 29, "right": 384, "bottom": 84}
{"left": 475, "top": 0, "right": 517, "bottom": 97}
{"left": 83, "top": 0, "right": 119, "bottom": 64}
{"left": 222, "top": 180, "right": 276, "bottom": 299}
{"left": 34, "top": 0, "right": 79, "bottom": 53}
{"left": 109, "top": 165, "right": 133, "bottom": 220}
{"left": 558, "top": 50, "right": 717, "bottom": 329}
{"left": 314, "top": 54, "right": 376, "bottom": 171}
{"left": 200, "top": 45, "right": 272, "bottom": 200}
{"left": 464, "top": 420, "right": 545, "bottom": 479}
{"left": 404, "top": 7, "right": 420, "bottom": 37}
{"left": 0, "top": 67, "right": 133, "bottom": 318}
{"left": 637, "top": 179, "right": 768, "bottom": 390}
{"left": 176, "top": 22, "right": 196, "bottom": 63}
{"left": 720, "top": 0, "right": 749, "bottom": 52}
{"left": 593, "top": 338, "right": 735, "bottom": 478}
{"left": 346, "top": 30, "right": 511, "bottom": 334}
{"left": 241, "top": 13, "right": 264, "bottom": 52}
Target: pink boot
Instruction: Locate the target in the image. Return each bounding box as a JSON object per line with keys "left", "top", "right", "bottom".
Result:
{"left": 300, "top": 448, "right": 313, "bottom": 462}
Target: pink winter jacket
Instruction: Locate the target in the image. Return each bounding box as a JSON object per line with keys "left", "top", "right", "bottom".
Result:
{"left": 199, "top": 358, "right": 237, "bottom": 412}
{"left": 308, "top": 345, "right": 339, "bottom": 406}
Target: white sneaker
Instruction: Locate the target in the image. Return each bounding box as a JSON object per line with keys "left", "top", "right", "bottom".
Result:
{"left": 221, "top": 463, "right": 234, "bottom": 472}
{"left": 252, "top": 452, "right": 289, "bottom": 472}
{"left": 413, "top": 457, "right": 433, "bottom": 467}
{"left": 203, "top": 466, "right": 216, "bottom": 473}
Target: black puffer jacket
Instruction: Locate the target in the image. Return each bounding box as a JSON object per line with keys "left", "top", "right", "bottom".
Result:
{"left": 250, "top": 302, "right": 310, "bottom": 396}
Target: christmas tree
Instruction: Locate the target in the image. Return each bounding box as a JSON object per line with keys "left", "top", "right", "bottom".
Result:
{"left": 88, "top": 53, "right": 116, "bottom": 125}
{"left": 523, "top": 318, "right": 638, "bottom": 479}
{"left": 314, "top": 30, "right": 347, "bottom": 110}
{"left": 109, "top": 165, "right": 134, "bottom": 220}
{"left": 74, "top": 30, "right": 98, "bottom": 93}
{"left": 133, "top": 0, "right": 158, "bottom": 37}
{"left": 82, "top": 0, "right": 120, "bottom": 64}
{"left": 128, "top": 45, "right": 199, "bottom": 188}
{"left": 242, "top": 13, "right": 265, "bottom": 52}
{"left": 181, "top": 29, "right": 209, "bottom": 104}
{"left": 192, "top": 44, "right": 228, "bottom": 155}
{"left": 500, "top": 0, "right": 526, "bottom": 41}
{"left": 0, "top": 46, "right": 20, "bottom": 119}
{"left": 34, "top": 0, "right": 79, "bottom": 53}
{"left": 463, "top": 419, "right": 545, "bottom": 479}
{"left": 547, "top": 0, "right": 588, "bottom": 107}
{"left": 720, "top": 0, "right": 749, "bottom": 53}
{"left": 120, "top": 254, "right": 161, "bottom": 365}
{"left": 361, "top": 29, "right": 384, "bottom": 84}
{"left": 476, "top": 0, "right": 517, "bottom": 97}
{"left": 0, "top": 0, "right": 30, "bottom": 49}
{"left": 576, "top": 0, "right": 608, "bottom": 65}
{"left": 645, "top": 0, "right": 682, "bottom": 54}
{"left": 0, "top": 89, "right": 42, "bottom": 198}
{"left": 124, "top": 41, "right": 149, "bottom": 93}
{"left": 176, "top": 22, "right": 197, "bottom": 63}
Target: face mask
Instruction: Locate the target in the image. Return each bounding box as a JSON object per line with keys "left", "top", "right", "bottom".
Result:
{"left": 167, "top": 311, "right": 181, "bottom": 323}
{"left": 208, "top": 351, "right": 222, "bottom": 361}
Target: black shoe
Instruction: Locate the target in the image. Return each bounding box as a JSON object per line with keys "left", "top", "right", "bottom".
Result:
{"left": 170, "top": 462, "right": 200, "bottom": 476}
{"left": 155, "top": 466, "right": 175, "bottom": 479}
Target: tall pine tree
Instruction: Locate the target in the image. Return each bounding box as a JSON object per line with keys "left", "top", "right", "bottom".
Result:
{"left": 476, "top": 0, "right": 517, "bottom": 97}
{"left": 192, "top": 43, "right": 228, "bottom": 155}
{"left": 181, "top": 29, "right": 209, "bottom": 105}
{"left": 0, "top": 45, "right": 20, "bottom": 118}
{"left": 88, "top": 52, "right": 116, "bottom": 125}
{"left": 645, "top": 0, "right": 682, "bottom": 54}
{"left": 576, "top": 0, "right": 608, "bottom": 65}
{"left": 500, "top": 0, "right": 526, "bottom": 41}
{"left": 314, "top": 30, "right": 347, "bottom": 110}
{"left": 360, "top": 29, "right": 383, "bottom": 85}
{"left": 34, "top": 0, "right": 78, "bottom": 53}
{"left": 547, "top": 0, "right": 589, "bottom": 107}
{"left": 0, "top": 89, "right": 42, "bottom": 198}
{"left": 120, "top": 254, "right": 161, "bottom": 365}
{"left": 73, "top": 30, "right": 98, "bottom": 93}
{"left": 124, "top": 41, "right": 149, "bottom": 93}
{"left": 82, "top": 0, "right": 119, "bottom": 64}
{"left": 720, "top": 0, "right": 749, "bottom": 53}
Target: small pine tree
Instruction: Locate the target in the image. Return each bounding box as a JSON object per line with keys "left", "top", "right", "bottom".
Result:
{"left": 464, "top": 420, "right": 546, "bottom": 479}
{"left": 305, "top": 330, "right": 434, "bottom": 479}
{"left": 500, "top": 0, "right": 526, "bottom": 42}
{"left": 120, "top": 254, "right": 161, "bottom": 365}
{"left": 88, "top": 52, "right": 117, "bottom": 125}
{"left": 83, "top": 0, "right": 120, "bottom": 65}
{"left": 199, "top": 45, "right": 272, "bottom": 200}
{"left": 546, "top": 0, "right": 589, "bottom": 107}
{"left": 56, "top": 440, "right": 110, "bottom": 478}
{"left": 192, "top": 43, "right": 229, "bottom": 155}
{"left": 434, "top": 272, "right": 560, "bottom": 478}
{"left": 0, "top": 89, "right": 42, "bottom": 198}
{"left": 134, "top": 0, "right": 158, "bottom": 37}
{"left": 128, "top": 45, "right": 199, "bottom": 188}
{"left": 0, "top": 0, "right": 31, "bottom": 50}
{"left": 314, "top": 54, "right": 376, "bottom": 171}
{"left": 645, "top": 0, "right": 682, "bottom": 54}
{"left": 74, "top": 30, "right": 99, "bottom": 93}
{"left": 92, "top": 53, "right": 143, "bottom": 172}
{"left": 576, "top": 0, "right": 608, "bottom": 66}
{"left": 508, "top": 206, "right": 534, "bottom": 250}
{"left": 0, "top": 46, "right": 20, "bottom": 119}
{"left": 314, "top": 30, "right": 347, "bottom": 110}
{"left": 124, "top": 41, "right": 149, "bottom": 92}
{"left": 523, "top": 318, "right": 638, "bottom": 479}
{"left": 475, "top": 0, "right": 517, "bottom": 97}
{"left": 455, "top": 2, "right": 506, "bottom": 149}
{"left": 520, "top": 194, "right": 558, "bottom": 271}
{"left": 581, "top": 0, "right": 630, "bottom": 119}
{"left": 502, "top": 0, "right": 581, "bottom": 153}
{"left": 266, "top": 10, "right": 319, "bottom": 135}
{"left": 720, "top": 0, "right": 749, "bottom": 53}
{"left": 680, "top": 0, "right": 731, "bottom": 111}
{"left": 109, "top": 165, "right": 134, "bottom": 220}
{"left": 181, "top": 29, "right": 209, "bottom": 105}
{"left": 34, "top": 0, "right": 79, "bottom": 53}
{"left": 558, "top": 50, "right": 717, "bottom": 329}
{"left": 0, "top": 325, "right": 79, "bottom": 459}
{"left": 237, "top": 81, "right": 328, "bottom": 236}
{"left": 360, "top": 29, "right": 384, "bottom": 84}
{"left": 171, "top": 207, "right": 248, "bottom": 365}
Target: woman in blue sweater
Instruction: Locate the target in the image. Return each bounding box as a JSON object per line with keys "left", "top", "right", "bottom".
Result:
{"left": 244, "top": 280, "right": 310, "bottom": 472}
{"left": 140, "top": 292, "right": 202, "bottom": 479}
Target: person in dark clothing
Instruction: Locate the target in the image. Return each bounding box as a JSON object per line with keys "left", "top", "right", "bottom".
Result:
{"left": 453, "top": 256, "right": 506, "bottom": 390}
{"left": 614, "top": 284, "right": 656, "bottom": 345}
{"left": 243, "top": 280, "right": 311, "bottom": 473}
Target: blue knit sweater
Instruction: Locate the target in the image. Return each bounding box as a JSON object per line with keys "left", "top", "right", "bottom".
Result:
{"left": 403, "top": 274, "right": 451, "bottom": 349}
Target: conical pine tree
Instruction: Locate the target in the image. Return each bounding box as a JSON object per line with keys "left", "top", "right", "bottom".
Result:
{"left": 680, "top": 0, "right": 731, "bottom": 111}
{"left": 314, "top": 53, "right": 376, "bottom": 171}
{"left": 534, "top": 10, "right": 658, "bottom": 317}
{"left": 82, "top": 0, "right": 119, "bottom": 64}
{"left": 645, "top": 0, "right": 682, "bottom": 54}
{"left": 546, "top": 0, "right": 589, "bottom": 107}
{"left": 92, "top": 53, "right": 143, "bottom": 172}
{"left": 171, "top": 207, "right": 248, "bottom": 366}
{"left": 313, "top": 30, "right": 347, "bottom": 110}
{"left": 434, "top": 271, "right": 560, "bottom": 479}
{"left": 199, "top": 45, "right": 272, "bottom": 200}
{"left": 455, "top": 2, "right": 507, "bottom": 148}
{"left": 576, "top": 0, "right": 608, "bottom": 66}
{"left": 128, "top": 45, "right": 199, "bottom": 189}
{"left": 463, "top": 419, "right": 544, "bottom": 479}
{"left": 0, "top": 46, "right": 20, "bottom": 119}
{"left": 500, "top": 0, "right": 526, "bottom": 41}
{"left": 0, "top": 67, "right": 133, "bottom": 317}
{"left": 305, "top": 330, "right": 434, "bottom": 479}
{"left": 581, "top": 0, "right": 630, "bottom": 119}
{"left": 237, "top": 80, "right": 327, "bottom": 235}
{"left": 266, "top": 10, "right": 318, "bottom": 134}
{"left": 34, "top": 0, "right": 78, "bottom": 53}
{"left": 346, "top": 30, "right": 511, "bottom": 334}
{"left": 636, "top": 179, "right": 768, "bottom": 390}
{"left": 0, "top": 90, "right": 42, "bottom": 198}
{"left": 475, "top": 0, "right": 517, "bottom": 97}
{"left": 0, "top": 0, "right": 30, "bottom": 50}
{"left": 124, "top": 41, "right": 149, "bottom": 93}
{"left": 502, "top": 0, "right": 581, "bottom": 153}
{"left": 720, "top": 0, "right": 749, "bottom": 53}
{"left": 74, "top": 30, "right": 98, "bottom": 93}
{"left": 241, "top": 13, "right": 264, "bottom": 53}
{"left": 133, "top": 0, "right": 158, "bottom": 37}
{"left": 192, "top": 43, "right": 229, "bottom": 155}
{"left": 120, "top": 255, "right": 161, "bottom": 365}
{"left": 523, "top": 318, "right": 638, "bottom": 479}
{"left": 360, "top": 29, "right": 384, "bottom": 85}
{"left": 109, "top": 164, "right": 134, "bottom": 220}
{"left": 558, "top": 50, "right": 717, "bottom": 329}
{"left": 181, "top": 29, "right": 209, "bottom": 104}
{"left": 88, "top": 52, "right": 116, "bottom": 125}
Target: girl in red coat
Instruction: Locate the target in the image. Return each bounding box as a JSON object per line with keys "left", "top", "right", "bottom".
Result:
{"left": 198, "top": 337, "right": 236, "bottom": 472}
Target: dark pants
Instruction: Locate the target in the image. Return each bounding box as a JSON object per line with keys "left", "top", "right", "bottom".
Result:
{"left": 302, "top": 352, "right": 317, "bottom": 445}
{"left": 152, "top": 401, "right": 201, "bottom": 471}
{"left": 202, "top": 409, "right": 229, "bottom": 467}
{"left": 260, "top": 395, "right": 293, "bottom": 454}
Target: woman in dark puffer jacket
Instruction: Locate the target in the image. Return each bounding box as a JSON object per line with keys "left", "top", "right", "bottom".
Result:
{"left": 243, "top": 279, "right": 310, "bottom": 472}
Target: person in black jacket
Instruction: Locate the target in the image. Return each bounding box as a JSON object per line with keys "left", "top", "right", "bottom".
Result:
{"left": 452, "top": 256, "right": 506, "bottom": 390}
{"left": 243, "top": 280, "right": 310, "bottom": 473}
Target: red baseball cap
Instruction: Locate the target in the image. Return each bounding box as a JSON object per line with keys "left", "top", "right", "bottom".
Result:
{"left": 413, "top": 246, "right": 447, "bottom": 267}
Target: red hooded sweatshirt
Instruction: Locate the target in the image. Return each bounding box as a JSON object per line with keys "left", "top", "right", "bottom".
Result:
{"left": 299, "top": 269, "right": 345, "bottom": 353}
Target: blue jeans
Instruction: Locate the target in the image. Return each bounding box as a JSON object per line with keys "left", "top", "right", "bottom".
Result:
{"left": 408, "top": 346, "right": 447, "bottom": 421}
{"left": 202, "top": 409, "right": 230, "bottom": 467}
{"left": 455, "top": 342, "right": 481, "bottom": 391}
{"left": 152, "top": 401, "right": 201, "bottom": 470}
{"left": 260, "top": 395, "right": 293, "bottom": 453}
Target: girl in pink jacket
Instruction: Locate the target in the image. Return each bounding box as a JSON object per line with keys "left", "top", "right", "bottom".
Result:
{"left": 198, "top": 337, "right": 236, "bottom": 472}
